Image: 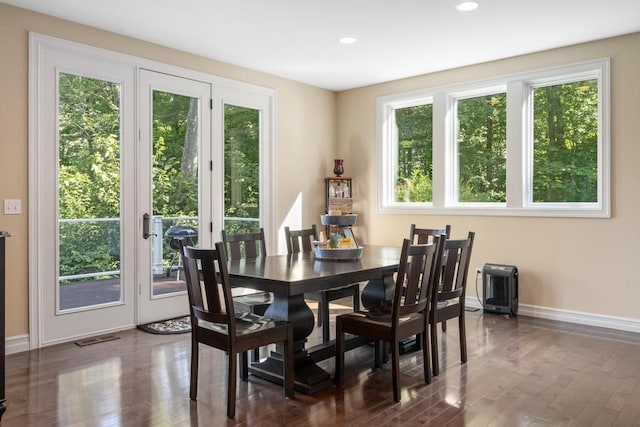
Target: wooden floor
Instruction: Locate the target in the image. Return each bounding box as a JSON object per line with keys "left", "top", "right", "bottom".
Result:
{"left": 4, "top": 308, "right": 640, "bottom": 426}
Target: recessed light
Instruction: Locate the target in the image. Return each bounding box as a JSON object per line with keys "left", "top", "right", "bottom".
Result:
{"left": 339, "top": 36, "right": 358, "bottom": 45}
{"left": 456, "top": 1, "right": 479, "bottom": 11}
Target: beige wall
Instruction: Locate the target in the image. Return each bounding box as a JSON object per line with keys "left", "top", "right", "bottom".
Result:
{"left": 0, "top": 4, "right": 336, "bottom": 338}
{"left": 338, "top": 32, "right": 640, "bottom": 320}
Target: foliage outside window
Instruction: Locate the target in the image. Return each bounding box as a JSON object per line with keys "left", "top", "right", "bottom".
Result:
{"left": 394, "top": 104, "right": 433, "bottom": 202}
{"left": 58, "top": 73, "right": 122, "bottom": 280}
{"left": 152, "top": 91, "right": 199, "bottom": 217}
{"left": 456, "top": 92, "right": 507, "bottom": 203}
{"left": 377, "top": 59, "right": 609, "bottom": 217}
{"left": 224, "top": 104, "right": 260, "bottom": 233}
{"left": 532, "top": 79, "right": 598, "bottom": 203}
{"left": 58, "top": 74, "right": 202, "bottom": 281}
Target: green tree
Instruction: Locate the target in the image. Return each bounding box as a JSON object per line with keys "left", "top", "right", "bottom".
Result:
{"left": 533, "top": 80, "right": 598, "bottom": 202}
{"left": 394, "top": 104, "right": 433, "bottom": 202}
{"left": 457, "top": 93, "right": 507, "bottom": 202}
{"left": 224, "top": 104, "right": 260, "bottom": 233}
{"left": 151, "top": 91, "right": 198, "bottom": 217}
{"left": 57, "top": 75, "right": 201, "bottom": 278}
{"left": 58, "top": 73, "right": 122, "bottom": 277}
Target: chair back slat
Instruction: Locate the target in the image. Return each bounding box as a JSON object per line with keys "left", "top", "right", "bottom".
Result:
{"left": 181, "top": 242, "right": 236, "bottom": 335}
{"left": 221, "top": 228, "right": 267, "bottom": 260}
{"left": 409, "top": 224, "right": 451, "bottom": 244}
{"left": 284, "top": 225, "right": 318, "bottom": 254}
{"left": 437, "top": 232, "right": 475, "bottom": 304}
{"left": 393, "top": 236, "right": 444, "bottom": 320}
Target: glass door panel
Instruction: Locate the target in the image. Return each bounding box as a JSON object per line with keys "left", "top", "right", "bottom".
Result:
{"left": 224, "top": 104, "right": 261, "bottom": 233}
{"left": 151, "top": 90, "right": 199, "bottom": 296}
{"left": 58, "top": 73, "right": 123, "bottom": 311}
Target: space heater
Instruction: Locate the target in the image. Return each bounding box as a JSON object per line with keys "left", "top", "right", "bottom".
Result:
{"left": 482, "top": 263, "right": 518, "bottom": 316}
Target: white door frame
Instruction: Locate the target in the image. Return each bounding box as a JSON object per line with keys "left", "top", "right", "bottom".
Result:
{"left": 29, "top": 36, "right": 137, "bottom": 347}
{"left": 212, "top": 85, "right": 277, "bottom": 249}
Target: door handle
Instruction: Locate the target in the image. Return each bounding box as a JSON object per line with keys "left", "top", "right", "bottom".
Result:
{"left": 143, "top": 213, "right": 151, "bottom": 239}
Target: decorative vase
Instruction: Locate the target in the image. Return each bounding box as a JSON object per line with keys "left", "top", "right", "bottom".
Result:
{"left": 333, "top": 159, "right": 344, "bottom": 177}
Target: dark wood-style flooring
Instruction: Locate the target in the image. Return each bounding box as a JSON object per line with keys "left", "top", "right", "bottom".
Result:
{"left": 4, "top": 306, "right": 640, "bottom": 426}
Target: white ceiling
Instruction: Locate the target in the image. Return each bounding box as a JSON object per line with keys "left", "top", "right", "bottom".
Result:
{"left": 3, "top": 0, "right": 640, "bottom": 91}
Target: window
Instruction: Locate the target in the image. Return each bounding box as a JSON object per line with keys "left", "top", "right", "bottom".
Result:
{"left": 394, "top": 102, "right": 434, "bottom": 203}
{"left": 378, "top": 59, "right": 609, "bottom": 217}
{"left": 530, "top": 79, "right": 598, "bottom": 204}
{"left": 379, "top": 96, "right": 434, "bottom": 207}
{"left": 455, "top": 90, "right": 507, "bottom": 203}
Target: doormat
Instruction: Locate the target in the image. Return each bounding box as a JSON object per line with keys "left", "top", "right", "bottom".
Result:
{"left": 75, "top": 334, "right": 120, "bottom": 347}
{"left": 137, "top": 316, "right": 191, "bottom": 335}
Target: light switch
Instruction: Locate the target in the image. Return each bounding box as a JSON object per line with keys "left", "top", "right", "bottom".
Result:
{"left": 4, "top": 199, "right": 21, "bottom": 215}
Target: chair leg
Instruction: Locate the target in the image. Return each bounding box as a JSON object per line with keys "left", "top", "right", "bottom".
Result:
{"left": 321, "top": 294, "right": 330, "bottom": 343}
{"left": 459, "top": 313, "right": 467, "bottom": 364}
{"left": 414, "top": 332, "right": 422, "bottom": 350}
{"left": 335, "top": 320, "right": 345, "bottom": 386}
{"left": 431, "top": 320, "right": 440, "bottom": 376}
{"left": 284, "top": 327, "right": 295, "bottom": 398}
{"left": 318, "top": 293, "right": 328, "bottom": 327}
{"left": 227, "top": 350, "right": 237, "bottom": 418}
{"left": 422, "top": 325, "right": 431, "bottom": 384}
{"left": 353, "top": 285, "right": 360, "bottom": 311}
{"left": 391, "top": 342, "right": 400, "bottom": 402}
{"left": 190, "top": 339, "right": 199, "bottom": 400}
{"left": 250, "top": 305, "right": 264, "bottom": 362}
{"left": 240, "top": 351, "right": 248, "bottom": 381}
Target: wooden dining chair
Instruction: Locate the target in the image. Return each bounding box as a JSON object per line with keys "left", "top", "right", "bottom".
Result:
{"left": 429, "top": 231, "right": 475, "bottom": 376}
{"left": 221, "top": 228, "right": 267, "bottom": 260}
{"left": 180, "top": 241, "right": 294, "bottom": 418}
{"left": 335, "top": 236, "right": 445, "bottom": 402}
{"left": 285, "top": 225, "right": 361, "bottom": 343}
{"left": 409, "top": 224, "right": 451, "bottom": 341}
{"left": 409, "top": 224, "right": 451, "bottom": 245}
{"left": 221, "top": 228, "right": 273, "bottom": 362}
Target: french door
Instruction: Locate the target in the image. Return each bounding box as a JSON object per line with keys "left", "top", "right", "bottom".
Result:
{"left": 34, "top": 49, "right": 138, "bottom": 346}
{"left": 137, "top": 70, "right": 211, "bottom": 324}
{"left": 32, "top": 54, "right": 213, "bottom": 344}
{"left": 30, "top": 34, "right": 275, "bottom": 347}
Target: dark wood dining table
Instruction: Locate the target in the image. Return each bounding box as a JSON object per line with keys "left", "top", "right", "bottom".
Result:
{"left": 227, "top": 244, "right": 401, "bottom": 394}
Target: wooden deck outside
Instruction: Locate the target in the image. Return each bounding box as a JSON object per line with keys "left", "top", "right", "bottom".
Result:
{"left": 60, "top": 274, "right": 185, "bottom": 310}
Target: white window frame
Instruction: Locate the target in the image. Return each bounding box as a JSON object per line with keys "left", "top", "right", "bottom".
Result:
{"left": 377, "top": 58, "right": 610, "bottom": 218}
{"left": 447, "top": 84, "right": 508, "bottom": 208}
{"left": 378, "top": 94, "right": 434, "bottom": 209}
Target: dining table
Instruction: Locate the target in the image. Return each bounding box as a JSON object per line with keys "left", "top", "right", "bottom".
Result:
{"left": 227, "top": 244, "right": 401, "bottom": 394}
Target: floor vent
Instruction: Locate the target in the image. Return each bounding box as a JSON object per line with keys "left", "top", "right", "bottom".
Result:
{"left": 74, "top": 334, "right": 120, "bottom": 347}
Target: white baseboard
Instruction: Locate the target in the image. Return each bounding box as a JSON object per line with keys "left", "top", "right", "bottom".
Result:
{"left": 6, "top": 334, "right": 30, "bottom": 355}
{"left": 466, "top": 297, "right": 640, "bottom": 334}
{"left": 6, "top": 302, "right": 640, "bottom": 355}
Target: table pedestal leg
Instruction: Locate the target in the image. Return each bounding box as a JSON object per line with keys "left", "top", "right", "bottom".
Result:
{"left": 362, "top": 272, "right": 421, "bottom": 355}
{"left": 249, "top": 293, "right": 333, "bottom": 394}
{"left": 361, "top": 273, "right": 396, "bottom": 308}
